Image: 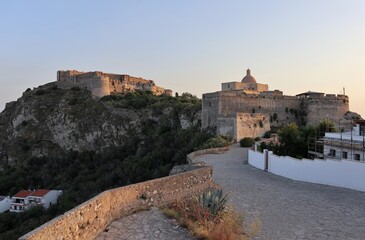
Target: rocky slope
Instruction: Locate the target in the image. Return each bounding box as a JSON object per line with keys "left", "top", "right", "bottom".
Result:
{"left": 0, "top": 83, "right": 200, "bottom": 165}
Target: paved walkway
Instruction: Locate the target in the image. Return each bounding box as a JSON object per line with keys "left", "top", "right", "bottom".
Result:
{"left": 95, "top": 207, "right": 195, "bottom": 240}
{"left": 194, "top": 144, "right": 365, "bottom": 240}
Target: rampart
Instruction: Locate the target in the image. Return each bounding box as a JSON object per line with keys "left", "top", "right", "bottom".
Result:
{"left": 57, "top": 70, "right": 172, "bottom": 98}
{"left": 19, "top": 165, "right": 214, "bottom": 240}
{"left": 202, "top": 90, "right": 350, "bottom": 140}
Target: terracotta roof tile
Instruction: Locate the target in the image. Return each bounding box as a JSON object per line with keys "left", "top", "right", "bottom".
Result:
{"left": 30, "top": 189, "right": 50, "bottom": 197}
{"left": 14, "top": 190, "right": 33, "bottom": 198}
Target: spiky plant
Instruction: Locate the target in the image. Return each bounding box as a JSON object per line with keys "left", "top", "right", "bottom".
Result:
{"left": 197, "top": 189, "right": 228, "bottom": 216}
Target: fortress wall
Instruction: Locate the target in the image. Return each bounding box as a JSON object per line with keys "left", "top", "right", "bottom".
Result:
{"left": 202, "top": 92, "right": 303, "bottom": 132}
{"left": 202, "top": 93, "right": 220, "bottom": 129}
{"left": 89, "top": 77, "right": 111, "bottom": 97}
{"left": 303, "top": 97, "right": 349, "bottom": 127}
{"left": 103, "top": 73, "right": 123, "bottom": 81}
{"left": 218, "top": 94, "right": 301, "bottom": 127}
{"left": 235, "top": 113, "right": 271, "bottom": 140}
{"left": 20, "top": 166, "right": 215, "bottom": 240}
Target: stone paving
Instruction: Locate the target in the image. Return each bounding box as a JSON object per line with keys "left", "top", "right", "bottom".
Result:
{"left": 194, "top": 144, "right": 365, "bottom": 240}
{"left": 95, "top": 207, "right": 195, "bottom": 240}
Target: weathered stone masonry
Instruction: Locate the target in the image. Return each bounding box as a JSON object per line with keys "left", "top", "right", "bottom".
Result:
{"left": 202, "top": 69, "right": 352, "bottom": 140}
{"left": 19, "top": 165, "right": 215, "bottom": 240}
{"left": 57, "top": 70, "right": 173, "bottom": 98}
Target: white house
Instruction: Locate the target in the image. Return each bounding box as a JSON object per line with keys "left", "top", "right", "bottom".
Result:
{"left": 10, "top": 189, "right": 62, "bottom": 212}
{"left": 27, "top": 189, "right": 63, "bottom": 209}
{"left": 0, "top": 196, "right": 13, "bottom": 213}
{"left": 10, "top": 190, "right": 33, "bottom": 212}
{"left": 322, "top": 120, "right": 365, "bottom": 161}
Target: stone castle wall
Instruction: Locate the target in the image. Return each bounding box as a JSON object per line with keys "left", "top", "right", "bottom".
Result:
{"left": 202, "top": 91, "right": 350, "bottom": 140}
{"left": 20, "top": 165, "right": 215, "bottom": 240}
{"left": 57, "top": 70, "right": 172, "bottom": 98}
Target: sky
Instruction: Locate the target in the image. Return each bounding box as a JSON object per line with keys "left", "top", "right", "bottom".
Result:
{"left": 1, "top": 0, "right": 364, "bottom": 117}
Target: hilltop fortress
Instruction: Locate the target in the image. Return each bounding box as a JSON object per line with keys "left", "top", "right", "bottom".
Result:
{"left": 57, "top": 70, "right": 172, "bottom": 97}
{"left": 202, "top": 69, "right": 358, "bottom": 140}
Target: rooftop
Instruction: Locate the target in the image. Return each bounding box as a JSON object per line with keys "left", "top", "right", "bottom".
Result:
{"left": 30, "top": 189, "right": 50, "bottom": 198}
{"left": 13, "top": 190, "right": 33, "bottom": 198}
{"left": 241, "top": 69, "right": 257, "bottom": 83}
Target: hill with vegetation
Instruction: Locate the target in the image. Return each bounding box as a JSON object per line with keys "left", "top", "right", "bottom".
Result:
{"left": 0, "top": 84, "right": 231, "bottom": 239}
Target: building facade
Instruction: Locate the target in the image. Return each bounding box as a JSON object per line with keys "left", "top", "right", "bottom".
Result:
{"left": 202, "top": 68, "right": 354, "bottom": 140}
{"left": 321, "top": 121, "right": 365, "bottom": 161}
{"left": 10, "top": 189, "right": 62, "bottom": 212}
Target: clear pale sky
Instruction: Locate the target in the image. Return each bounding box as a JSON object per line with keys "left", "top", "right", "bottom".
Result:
{"left": 1, "top": 1, "right": 364, "bottom": 117}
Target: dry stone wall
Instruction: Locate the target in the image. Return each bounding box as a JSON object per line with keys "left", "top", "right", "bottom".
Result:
{"left": 20, "top": 166, "right": 214, "bottom": 240}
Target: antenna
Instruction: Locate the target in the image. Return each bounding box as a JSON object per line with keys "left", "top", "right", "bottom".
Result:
{"left": 343, "top": 87, "right": 345, "bottom": 95}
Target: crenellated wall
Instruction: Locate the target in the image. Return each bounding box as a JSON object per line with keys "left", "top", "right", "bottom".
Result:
{"left": 19, "top": 165, "right": 215, "bottom": 240}
{"left": 202, "top": 90, "right": 351, "bottom": 140}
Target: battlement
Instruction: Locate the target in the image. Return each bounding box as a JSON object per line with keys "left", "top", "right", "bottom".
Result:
{"left": 56, "top": 70, "right": 172, "bottom": 97}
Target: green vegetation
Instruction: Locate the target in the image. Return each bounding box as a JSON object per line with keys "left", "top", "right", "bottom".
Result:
{"left": 163, "top": 189, "right": 251, "bottom": 240}
{"left": 197, "top": 189, "right": 228, "bottom": 216}
{"left": 198, "top": 135, "right": 232, "bottom": 150}
{"left": 240, "top": 137, "right": 255, "bottom": 148}
{"left": 260, "top": 120, "right": 337, "bottom": 159}
{"left": 0, "top": 91, "right": 215, "bottom": 239}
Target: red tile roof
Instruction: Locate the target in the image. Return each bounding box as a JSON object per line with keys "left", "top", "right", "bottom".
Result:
{"left": 30, "top": 189, "right": 50, "bottom": 197}
{"left": 13, "top": 190, "right": 33, "bottom": 198}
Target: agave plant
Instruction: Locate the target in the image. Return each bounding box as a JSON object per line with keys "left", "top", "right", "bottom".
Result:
{"left": 197, "top": 188, "right": 228, "bottom": 216}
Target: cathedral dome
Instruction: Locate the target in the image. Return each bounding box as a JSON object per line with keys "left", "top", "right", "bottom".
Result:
{"left": 241, "top": 69, "right": 256, "bottom": 83}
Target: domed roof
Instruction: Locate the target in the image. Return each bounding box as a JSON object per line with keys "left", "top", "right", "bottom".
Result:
{"left": 241, "top": 69, "right": 256, "bottom": 83}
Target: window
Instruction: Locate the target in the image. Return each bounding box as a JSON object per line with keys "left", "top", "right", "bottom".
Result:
{"left": 342, "top": 151, "right": 348, "bottom": 159}
{"left": 329, "top": 149, "right": 336, "bottom": 157}
{"left": 354, "top": 154, "right": 361, "bottom": 161}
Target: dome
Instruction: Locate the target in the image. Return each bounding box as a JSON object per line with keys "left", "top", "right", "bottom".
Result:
{"left": 241, "top": 69, "right": 256, "bottom": 83}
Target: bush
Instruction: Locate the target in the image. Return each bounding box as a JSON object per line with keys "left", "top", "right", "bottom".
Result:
{"left": 71, "top": 86, "right": 81, "bottom": 91}
{"left": 199, "top": 135, "right": 232, "bottom": 150}
{"left": 35, "top": 89, "right": 46, "bottom": 96}
{"left": 163, "top": 190, "right": 249, "bottom": 240}
{"left": 239, "top": 137, "right": 255, "bottom": 148}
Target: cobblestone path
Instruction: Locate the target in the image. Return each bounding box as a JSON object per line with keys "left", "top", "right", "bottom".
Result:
{"left": 95, "top": 207, "right": 195, "bottom": 240}
{"left": 194, "top": 144, "right": 365, "bottom": 240}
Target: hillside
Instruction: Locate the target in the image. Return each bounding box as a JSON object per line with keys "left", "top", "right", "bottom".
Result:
{"left": 0, "top": 84, "right": 223, "bottom": 239}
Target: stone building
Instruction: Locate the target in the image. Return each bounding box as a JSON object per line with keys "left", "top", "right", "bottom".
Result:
{"left": 57, "top": 70, "right": 172, "bottom": 97}
{"left": 202, "top": 69, "right": 355, "bottom": 140}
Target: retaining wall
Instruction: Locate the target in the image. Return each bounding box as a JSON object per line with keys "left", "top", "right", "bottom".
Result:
{"left": 186, "top": 147, "right": 230, "bottom": 163}
{"left": 248, "top": 150, "right": 365, "bottom": 192}
{"left": 20, "top": 166, "right": 214, "bottom": 240}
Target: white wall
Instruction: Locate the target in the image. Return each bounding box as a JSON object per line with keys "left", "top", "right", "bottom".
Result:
{"left": 248, "top": 150, "right": 365, "bottom": 192}
{"left": 0, "top": 197, "right": 12, "bottom": 213}
{"left": 248, "top": 150, "right": 266, "bottom": 170}
{"left": 42, "top": 190, "right": 62, "bottom": 208}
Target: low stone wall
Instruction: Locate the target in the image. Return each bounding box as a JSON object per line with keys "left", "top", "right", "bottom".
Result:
{"left": 20, "top": 166, "right": 214, "bottom": 240}
{"left": 186, "top": 147, "right": 230, "bottom": 163}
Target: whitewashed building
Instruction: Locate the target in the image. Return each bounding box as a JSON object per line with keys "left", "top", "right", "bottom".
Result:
{"left": 0, "top": 196, "right": 13, "bottom": 213}
{"left": 10, "top": 189, "right": 62, "bottom": 212}
{"left": 322, "top": 120, "right": 365, "bottom": 161}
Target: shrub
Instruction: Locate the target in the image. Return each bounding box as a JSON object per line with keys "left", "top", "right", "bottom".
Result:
{"left": 35, "top": 89, "right": 46, "bottom": 96}
{"left": 71, "top": 86, "right": 81, "bottom": 91}
{"left": 199, "top": 135, "right": 232, "bottom": 150}
{"left": 239, "top": 137, "right": 255, "bottom": 148}
{"left": 197, "top": 189, "right": 228, "bottom": 216}
{"left": 272, "top": 113, "right": 278, "bottom": 121}
{"left": 259, "top": 120, "right": 264, "bottom": 128}
{"left": 163, "top": 190, "right": 249, "bottom": 240}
